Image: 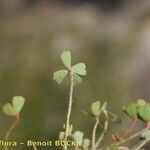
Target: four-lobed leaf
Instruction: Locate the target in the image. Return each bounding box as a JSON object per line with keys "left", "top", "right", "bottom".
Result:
{"left": 53, "top": 51, "right": 87, "bottom": 85}
{"left": 2, "top": 96, "right": 25, "bottom": 117}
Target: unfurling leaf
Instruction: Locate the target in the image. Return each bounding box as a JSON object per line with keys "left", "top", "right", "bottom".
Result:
{"left": 53, "top": 70, "right": 68, "bottom": 84}
{"left": 123, "top": 103, "right": 137, "bottom": 119}
{"left": 73, "top": 131, "right": 84, "bottom": 147}
{"left": 72, "top": 63, "right": 86, "bottom": 76}
{"left": 2, "top": 96, "right": 25, "bottom": 116}
{"left": 101, "top": 102, "right": 108, "bottom": 117}
{"left": 91, "top": 101, "right": 101, "bottom": 117}
{"left": 61, "top": 51, "right": 71, "bottom": 69}
{"left": 73, "top": 73, "right": 82, "bottom": 85}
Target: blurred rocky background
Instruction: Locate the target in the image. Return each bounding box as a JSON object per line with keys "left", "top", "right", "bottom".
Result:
{"left": 0, "top": 0, "right": 150, "bottom": 149}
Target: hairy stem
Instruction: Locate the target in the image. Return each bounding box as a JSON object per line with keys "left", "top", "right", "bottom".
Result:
{"left": 92, "top": 117, "right": 99, "bottom": 150}
{"left": 64, "top": 70, "right": 74, "bottom": 150}
{"left": 94, "top": 120, "right": 108, "bottom": 150}
{"left": 4, "top": 114, "right": 19, "bottom": 150}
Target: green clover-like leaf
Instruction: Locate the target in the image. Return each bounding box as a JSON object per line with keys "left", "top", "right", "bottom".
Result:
{"left": 73, "top": 131, "right": 84, "bottom": 147}
{"left": 61, "top": 51, "right": 71, "bottom": 69}
{"left": 53, "top": 51, "right": 87, "bottom": 86}
{"left": 72, "top": 63, "right": 87, "bottom": 76}
{"left": 53, "top": 70, "right": 68, "bottom": 84}
{"left": 91, "top": 101, "right": 101, "bottom": 117}
{"left": 2, "top": 96, "right": 25, "bottom": 116}
{"left": 73, "top": 73, "right": 82, "bottom": 85}
{"left": 138, "top": 103, "right": 150, "bottom": 122}
{"left": 123, "top": 103, "right": 137, "bottom": 119}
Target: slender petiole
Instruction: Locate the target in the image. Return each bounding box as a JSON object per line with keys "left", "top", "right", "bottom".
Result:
{"left": 64, "top": 70, "right": 74, "bottom": 150}
{"left": 4, "top": 113, "right": 19, "bottom": 150}
{"left": 91, "top": 117, "right": 99, "bottom": 150}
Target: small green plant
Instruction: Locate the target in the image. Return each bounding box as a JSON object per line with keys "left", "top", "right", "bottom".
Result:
{"left": 53, "top": 51, "right": 87, "bottom": 150}
{"left": 53, "top": 51, "right": 150, "bottom": 150}
{"left": 2, "top": 96, "right": 25, "bottom": 150}
{"left": 1, "top": 51, "right": 150, "bottom": 150}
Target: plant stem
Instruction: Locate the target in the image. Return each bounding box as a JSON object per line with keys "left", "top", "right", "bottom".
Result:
{"left": 94, "top": 120, "right": 108, "bottom": 150}
{"left": 114, "top": 127, "right": 149, "bottom": 146}
{"left": 92, "top": 117, "right": 99, "bottom": 150}
{"left": 64, "top": 70, "right": 74, "bottom": 150}
{"left": 131, "top": 138, "right": 150, "bottom": 150}
{"left": 106, "top": 127, "right": 149, "bottom": 150}
{"left": 122, "top": 118, "right": 138, "bottom": 138}
{"left": 4, "top": 114, "right": 19, "bottom": 150}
